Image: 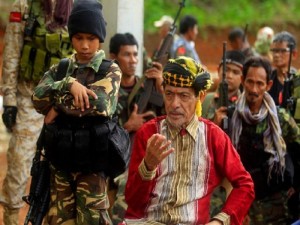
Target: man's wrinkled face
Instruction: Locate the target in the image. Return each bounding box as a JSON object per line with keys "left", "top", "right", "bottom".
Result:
{"left": 164, "top": 84, "right": 198, "bottom": 128}
{"left": 242, "top": 66, "right": 272, "bottom": 108}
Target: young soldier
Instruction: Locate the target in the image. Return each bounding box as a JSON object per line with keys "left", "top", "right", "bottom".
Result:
{"left": 202, "top": 50, "right": 245, "bottom": 125}
{"left": 0, "top": 0, "right": 73, "bottom": 224}
{"left": 32, "top": 0, "right": 124, "bottom": 224}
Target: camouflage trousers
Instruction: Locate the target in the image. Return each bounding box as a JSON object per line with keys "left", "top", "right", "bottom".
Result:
{"left": 110, "top": 170, "right": 128, "bottom": 225}
{"left": 0, "top": 94, "right": 43, "bottom": 209}
{"left": 45, "top": 165, "right": 113, "bottom": 225}
{"left": 249, "top": 191, "right": 290, "bottom": 225}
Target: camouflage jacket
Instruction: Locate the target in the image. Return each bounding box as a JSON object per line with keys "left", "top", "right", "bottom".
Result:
{"left": 278, "top": 107, "right": 300, "bottom": 145}
{"left": 116, "top": 76, "right": 144, "bottom": 126}
{"left": 0, "top": 0, "right": 71, "bottom": 107}
{"left": 32, "top": 51, "right": 122, "bottom": 118}
{"left": 203, "top": 91, "right": 240, "bottom": 121}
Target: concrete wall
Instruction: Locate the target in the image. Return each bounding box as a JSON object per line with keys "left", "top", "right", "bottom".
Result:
{"left": 102, "top": 0, "right": 144, "bottom": 76}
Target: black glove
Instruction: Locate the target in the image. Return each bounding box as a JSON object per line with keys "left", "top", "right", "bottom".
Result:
{"left": 2, "top": 106, "right": 17, "bottom": 131}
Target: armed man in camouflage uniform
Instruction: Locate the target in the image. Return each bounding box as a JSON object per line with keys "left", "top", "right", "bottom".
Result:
{"left": 108, "top": 32, "right": 164, "bottom": 225}
{"left": 201, "top": 50, "right": 246, "bottom": 219}
{"left": 230, "top": 57, "right": 300, "bottom": 225}
{"left": 0, "top": 0, "right": 73, "bottom": 224}
{"left": 32, "top": 0, "right": 123, "bottom": 224}
{"left": 268, "top": 31, "right": 300, "bottom": 222}
{"left": 202, "top": 50, "right": 245, "bottom": 123}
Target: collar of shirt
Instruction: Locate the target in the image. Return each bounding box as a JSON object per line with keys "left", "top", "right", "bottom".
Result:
{"left": 68, "top": 50, "right": 106, "bottom": 75}
{"left": 166, "top": 115, "right": 199, "bottom": 141}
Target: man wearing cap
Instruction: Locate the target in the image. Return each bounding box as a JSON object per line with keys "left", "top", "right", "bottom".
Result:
{"left": 152, "top": 15, "right": 176, "bottom": 66}
{"left": 124, "top": 56, "right": 254, "bottom": 225}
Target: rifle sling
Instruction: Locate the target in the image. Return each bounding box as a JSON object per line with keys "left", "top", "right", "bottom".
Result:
{"left": 126, "top": 75, "right": 147, "bottom": 115}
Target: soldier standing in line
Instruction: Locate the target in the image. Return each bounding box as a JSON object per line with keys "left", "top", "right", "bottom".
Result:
{"left": 108, "top": 32, "right": 164, "bottom": 225}
{"left": 0, "top": 0, "right": 73, "bottom": 224}
{"left": 268, "top": 30, "right": 300, "bottom": 224}
{"left": 230, "top": 57, "right": 300, "bottom": 224}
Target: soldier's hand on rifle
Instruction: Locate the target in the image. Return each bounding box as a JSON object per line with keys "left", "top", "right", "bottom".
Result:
{"left": 145, "top": 62, "right": 164, "bottom": 94}
{"left": 123, "top": 104, "right": 155, "bottom": 133}
{"left": 213, "top": 106, "right": 228, "bottom": 127}
{"left": 70, "top": 80, "right": 98, "bottom": 112}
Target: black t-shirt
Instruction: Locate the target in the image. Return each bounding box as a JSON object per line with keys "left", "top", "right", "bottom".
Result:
{"left": 268, "top": 70, "right": 283, "bottom": 105}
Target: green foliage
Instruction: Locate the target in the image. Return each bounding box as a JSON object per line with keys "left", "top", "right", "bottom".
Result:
{"left": 145, "top": 0, "right": 300, "bottom": 32}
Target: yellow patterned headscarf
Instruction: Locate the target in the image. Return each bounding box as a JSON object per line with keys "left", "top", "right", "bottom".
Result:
{"left": 163, "top": 56, "right": 212, "bottom": 117}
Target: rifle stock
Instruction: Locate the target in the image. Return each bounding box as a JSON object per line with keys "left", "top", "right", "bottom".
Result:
{"left": 218, "top": 42, "right": 229, "bottom": 133}
{"left": 137, "top": 0, "right": 185, "bottom": 114}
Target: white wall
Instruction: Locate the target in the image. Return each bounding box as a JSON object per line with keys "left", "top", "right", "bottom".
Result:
{"left": 102, "top": 0, "right": 144, "bottom": 76}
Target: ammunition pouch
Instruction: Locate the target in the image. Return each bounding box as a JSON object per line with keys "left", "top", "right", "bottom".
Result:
{"left": 43, "top": 116, "right": 130, "bottom": 177}
{"left": 19, "top": 32, "right": 73, "bottom": 83}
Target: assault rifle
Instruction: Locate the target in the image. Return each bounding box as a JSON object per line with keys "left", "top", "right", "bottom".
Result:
{"left": 23, "top": 126, "right": 50, "bottom": 225}
{"left": 218, "top": 42, "right": 229, "bottom": 133}
{"left": 136, "top": 0, "right": 186, "bottom": 114}
{"left": 281, "top": 43, "right": 295, "bottom": 114}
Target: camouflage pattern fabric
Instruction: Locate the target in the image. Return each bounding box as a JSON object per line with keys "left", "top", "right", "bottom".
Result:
{"left": 278, "top": 107, "right": 300, "bottom": 145}
{"left": 248, "top": 192, "right": 289, "bottom": 225}
{"left": 116, "top": 76, "right": 143, "bottom": 127}
{"left": 33, "top": 50, "right": 121, "bottom": 224}
{"left": 45, "top": 165, "right": 112, "bottom": 225}
{"left": 110, "top": 171, "right": 128, "bottom": 225}
{"left": 32, "top": 50, "right": 121, "bottom": 118}
{"left": 0, "top": 96, "right": 43, "bottom": 207}
{"left": 0, "top": 1, "right": 71, "bottom": 224}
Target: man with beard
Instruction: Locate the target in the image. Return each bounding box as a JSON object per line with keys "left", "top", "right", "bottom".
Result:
{"left": 230, "top": 56, "right": 300, "bottom": 224}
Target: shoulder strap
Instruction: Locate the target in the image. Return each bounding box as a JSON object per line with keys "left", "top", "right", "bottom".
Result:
{"left": 55, "top": 58, "right": 113, "bottom": 81}
{"left": 95, "top": 59, "right": 113, "bottom": 80}
{"left": 55, "top": 58, "right": 70, "bottom": 81}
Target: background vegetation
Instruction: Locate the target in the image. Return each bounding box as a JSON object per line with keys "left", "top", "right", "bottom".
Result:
{"left": 1, "top": 0, "right": 300, "bottom": 31}
{"left": 144, "top": 0, "right": 300, "bottom": 32}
